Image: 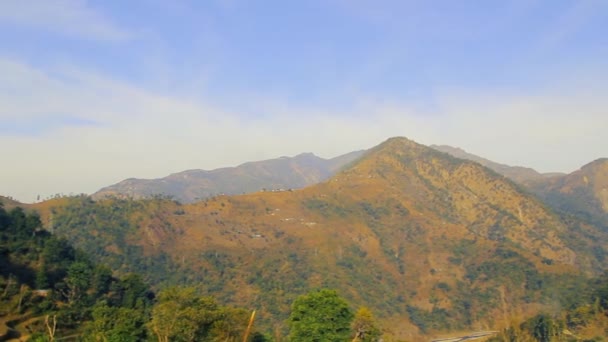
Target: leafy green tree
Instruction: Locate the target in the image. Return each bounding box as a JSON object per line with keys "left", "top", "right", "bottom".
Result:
{"left": 9, "top": 207, "right": 27, "bottom": 233}
{"left": 351, "top": 307, "right": 381, "bottom": 342}
{"left": 521, "top": 314, "right": 563, "bottom": 342}
{"left": 0, "top": 202, "right": 10, "bottom": 230}
{"left": 209, "top": 306, "right": 250, "bottom": 341}
{"left": 0, "top": 204, "right": 159, "bottom": 339}
{"left": 596, "top": 278, "right": 608, "bottom": 311}
{"left": 288, "top": 289, "right": 354, "bottom": 342}
{"left": 43, "top": 237, "right": 75, "bottom": 266}
{"left": 35, "top": 263, "right": 49, "bottom": 289}
{"left": 250, "top": 332, "right": 271, "bottom": 342}
{"left": 84, "top": 301, "right": 148, "bottom": 342}
{"left": 25, "top": 212, "right": 42, "bottom": 234}
{"left": 110, "top": 273, "right": 151, "bottom": 309}
{"left": 148, "top": 286, "right": 220, "bottom": 342}
{"left": 62, "top": 261, "right": 92, "bottom": 304}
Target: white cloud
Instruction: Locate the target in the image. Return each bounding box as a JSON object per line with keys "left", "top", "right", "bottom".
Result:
{"left": 0, "top": 0, "right": 131, "bottom": 41}
{"left": 1, "top": 58, "right": 607, "bottom": 203}
{"left": 0, "top": 58, "right": 430, "bottom": 202}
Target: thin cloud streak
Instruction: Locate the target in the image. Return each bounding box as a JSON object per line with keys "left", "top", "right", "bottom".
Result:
{"left": 0, "top": 0, "right": 132, "bottom": 41}
{"left": 1, "top": 59, "right": 606, "bottom": 203}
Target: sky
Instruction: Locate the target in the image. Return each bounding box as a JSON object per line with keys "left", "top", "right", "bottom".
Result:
{"left": 1, "top": 0, "right": 607, "bottom": 203}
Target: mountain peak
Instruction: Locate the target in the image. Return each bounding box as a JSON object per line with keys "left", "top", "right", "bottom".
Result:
{"left": 359, "top": 137, "right": 433, "bottom": 163}
{"left": 378, "top": 136, "right": 420, "bottom": 150}
{"left": 580, "top": 158, "right": 608, "bottom": 172}
{"left": 294, "top": 152, "right": 320, "bottom": 159}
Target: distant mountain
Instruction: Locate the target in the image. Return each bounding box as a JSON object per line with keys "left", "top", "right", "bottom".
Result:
{"left": 431, "top": 145, "right": 564, "bottom": 183}
{"left": 431, "top": 145, "right": 608, "bottom": 229}
{"left": 93, "top": 150, "right": 366, "bottom": 203}
{"left": 527, "top": 158, "right": 608, "bottom": 228}
{"left": 33, "top": 137, "right": 608, "bottom": 339}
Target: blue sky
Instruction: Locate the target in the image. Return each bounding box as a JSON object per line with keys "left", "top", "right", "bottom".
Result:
{"left": 1, "top": 0, "right": 607, "bottom": 202}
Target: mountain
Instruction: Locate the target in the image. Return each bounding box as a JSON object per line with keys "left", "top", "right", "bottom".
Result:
{"left": 431, "top": 145, "right": 608, "bottom": 229}
{"left": 526, "top": 158, "right": 608, "bottom": 228}
{"left": 93, "top": 150, "right": 366, "bottom": 203}
{"left": 430, "top": 145, "right": 564, "bottom": 183}
{"left": 28, "top": 137, "right": 608, "bottom": 339}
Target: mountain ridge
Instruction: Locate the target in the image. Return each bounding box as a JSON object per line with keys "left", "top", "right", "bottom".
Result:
{"left": 93, "top": 150, "right": 366, "bottom": 203}
{"left": 526, "top": 158, "right": 608, "bottom": 228}
{"left": 25, "top": 137, "right": 608, "bottom": 339}
{"left": 430, "top": 144, "right": 565, "bottom": 183}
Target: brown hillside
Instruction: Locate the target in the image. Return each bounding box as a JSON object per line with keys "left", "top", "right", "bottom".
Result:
{"left": 527, "top": 158, "right": 608, "bottom": 227}
{"left": 30, "top": 138, "right": 608, "bottom": 339}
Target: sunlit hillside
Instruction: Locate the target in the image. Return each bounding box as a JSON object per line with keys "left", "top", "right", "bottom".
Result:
{"left": 23, "top": 137, "right": 608, "bottom": 340}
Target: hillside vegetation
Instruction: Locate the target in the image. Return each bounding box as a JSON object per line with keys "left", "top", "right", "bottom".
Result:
{"left": 526, "top": 159, "right": 608, "bottom": 230}
{"left": 20, "top": 137, "right": 608, "bottom": 340}
{"left": 0, "top": 200, "right": 278, "bottom": 341}
{"left": 432, "top": 146, "right": 608, "bottom": 233}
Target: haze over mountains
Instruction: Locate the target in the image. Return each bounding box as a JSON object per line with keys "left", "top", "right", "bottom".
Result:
{"left": 4, "top": 1, "right": 608, "bottom": 339}
{"left": 7, "top": 136, "right": 606, "bottom": 339}
{"left": 89, "top": 138, "right": 608, "bottom": 257}
{"left": 430, "top": 145, "right": 565, "bottom": 184}
{"left": 94, "top": 139, "right": 608, "bottom": 233}
{"left": 94, "top": 150, "right": 365, "bottom": 203}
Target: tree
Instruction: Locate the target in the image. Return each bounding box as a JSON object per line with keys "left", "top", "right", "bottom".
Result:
{"left": 209, "top": 306, "right": 250, "bottom": 341}
{"left": 0, "top": 203, "right": 10, "bottom": 231}
{"left": 250, "top": 332, "right": 270, "bottom": 342}
{"left": 596, "top": 278, "right": 608, "bottom": 311}
{"left": 521, "top": 314, "right": 563, "bottom": 342}
{"left": 62, "top": 261, "right": 92, "bottom": 305}
{"left": 110, "top": 273, "right": 151, "bottom": 309}
{"left": 288, "top": 289, "right": 354, "bottom": 342}
{"left": 90, "top": 266, "right": 113, "bottom": 298}
{"left": 43, "top": 238, "right": 75, "bottom": 265}
{"left": 148, "top": 287, "right": 220, "bottom": 342}
{"left": 35, "top": 262, "right": 49, "bottom": 289}
{"left": 351, "top": 307, "right": 381, "bottom": 342}
{"left": 85, "top": 301, "right": 147, "bottom": 342}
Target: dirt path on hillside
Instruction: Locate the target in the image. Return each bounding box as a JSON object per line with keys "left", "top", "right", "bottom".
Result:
{"left": 0, "top": 314, "right": 41, "bottom": 342}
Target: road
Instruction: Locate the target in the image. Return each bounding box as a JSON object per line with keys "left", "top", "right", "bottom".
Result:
{"left": 431, "top": 330, "right": 498, "bottom": 342}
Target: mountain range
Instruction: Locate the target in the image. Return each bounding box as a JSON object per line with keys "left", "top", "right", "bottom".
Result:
{"left": 432, "top": 145, "right": 608, "bottom": 230}
{"left": 526, "top": 158, "right": 608, "bottom": 229}
{"left": 93, "top": 150, "right": 365, "bottom": 203}
{"left": 94, "top": 141, "right": 608, "bottom": 233}
{"left": 429, "top": 145, "right": 565, "bottom": 184}
{"left": 6, "top": 137, "right": 605, "bottom": 340}
{"left": 2, "top": 137, "right": 606, "bottom": 339}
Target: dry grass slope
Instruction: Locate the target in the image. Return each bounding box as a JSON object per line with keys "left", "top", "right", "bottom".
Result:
{"left": 25, "top": 137, "right": 608, "bottom": 340}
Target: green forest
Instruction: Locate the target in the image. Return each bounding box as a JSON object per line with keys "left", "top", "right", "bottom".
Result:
{"left": 0, "top": 201, "right": 384, "bottom": 341}
{"left": 0, "top": 202, "right": 265, "bottom": 341}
